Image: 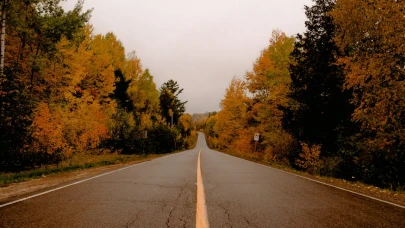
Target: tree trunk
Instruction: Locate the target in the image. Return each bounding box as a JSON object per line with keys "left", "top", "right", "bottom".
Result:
{"left": 0, "top": 0, "right": 7, "bottom": 76}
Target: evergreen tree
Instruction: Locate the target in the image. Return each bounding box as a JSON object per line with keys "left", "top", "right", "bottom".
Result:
{"left": 111, "top": 69, "right": 133, "bottom": 111}
{"left": 282, "top": 0, "right": 354, "bottom": 158}
{"left": 159, "top": 80, "right": 187, "bottom": 126}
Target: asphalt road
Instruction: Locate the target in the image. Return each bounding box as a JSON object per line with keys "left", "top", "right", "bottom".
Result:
{"left": 1, "top": 132, "right": 404, "bottom": 227}
{"left": 0, "top": 144, "right": 199, "bottom": 227}
{"left": 200, "top": 139, "right": 405, "bottom": 228}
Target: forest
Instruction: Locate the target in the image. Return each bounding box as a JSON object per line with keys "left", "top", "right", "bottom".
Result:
{"left": 199, "top": 0, "right": 405, "bottom": 190}
{"left": 0, "top": 0, "right": 195, "bottom": 173}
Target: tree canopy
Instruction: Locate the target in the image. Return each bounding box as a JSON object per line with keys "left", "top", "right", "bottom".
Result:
{"left": 159, "top": 79, "right": 187, "bottom": 126}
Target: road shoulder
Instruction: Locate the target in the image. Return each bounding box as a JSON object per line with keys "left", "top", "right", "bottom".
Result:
{"left": 214, "top": 149, "right": 405, "bottom": 208}
{"left": 0, "top": 153, "right": 171, "bottom": 204}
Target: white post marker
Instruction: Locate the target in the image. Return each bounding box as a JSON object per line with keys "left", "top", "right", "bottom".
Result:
{"left": 254, "top": 133, "right": 260, "bottom": 152}
{"left": 254, "top": 133, "right": 260, "bottom": 141}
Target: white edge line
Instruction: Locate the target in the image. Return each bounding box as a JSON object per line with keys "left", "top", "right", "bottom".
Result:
{"left": 0, "top": 151, "right": 190, "bottom": 209}
{"left": 0, "top": 162, "right": 145, "bottom": 208}
{"left": 212, "top": 149, "right": 405, "bottom": 209}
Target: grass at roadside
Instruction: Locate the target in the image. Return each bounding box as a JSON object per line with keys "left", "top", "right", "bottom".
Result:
{"left": 0, "top": 131, "right": 199, "bottom": 188}
{"left": 0, "top": 154, "right": 153, "bottom": 187}
{"left": 213, "top": 148, "right": 405, "bottom": 207}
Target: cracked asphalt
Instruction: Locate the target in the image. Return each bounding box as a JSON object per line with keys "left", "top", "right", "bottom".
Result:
{"left": 0, "top": 141, "right": 199, "bottom": 228}
{"left": 1, "top": 132, "right": 405, "bottom": 227}
{"left": 200, "top": 138, "right": 405, "bottom": 228}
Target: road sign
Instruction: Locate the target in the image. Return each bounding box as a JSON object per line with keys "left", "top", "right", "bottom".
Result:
{"left": 254, "top": 133, "right": 260, "bottom": 141}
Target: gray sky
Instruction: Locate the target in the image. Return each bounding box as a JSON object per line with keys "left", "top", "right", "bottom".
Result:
{"left": 61, "top": 0, "right": 313, "bottom": 114}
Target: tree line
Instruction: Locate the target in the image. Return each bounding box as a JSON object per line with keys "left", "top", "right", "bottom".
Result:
{"left": 201, "top": 0, "right": 405, "bottom": 190}
{"left": 0, "top": 0, "right": 195, "bottom": 172}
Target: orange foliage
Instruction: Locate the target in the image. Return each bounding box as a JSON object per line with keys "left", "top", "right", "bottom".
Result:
{"left": 245, "top": 29, "right": 295, "bottom": 162}
{"left": 29, "top": 26, "right": 123, "bottom": 157}
{"left": 230, "top": 131, "right": 254, "bottom": 155}
{"left": 124, "top": 51, "right": 143, "bottom": 81}
{"left": 32, "top": 103, "right": 65, "bottom": 155}
{"left": 207, "top": 30, "right": 295, "bottom": 162}
{"left": 332, "top": 0, "right": 405, "bottom": 152}
{"left": 215, "top": 77, "right": 249, "bottom": 150}
{"left": 295, "top": 142, "right": 322, "bottom": 174}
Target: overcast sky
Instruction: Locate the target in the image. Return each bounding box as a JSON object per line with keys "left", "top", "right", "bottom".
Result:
{"left": 61, "top": 0, "right": 313, "bottom": 114}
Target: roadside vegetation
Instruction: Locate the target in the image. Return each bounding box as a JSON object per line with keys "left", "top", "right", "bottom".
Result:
{"left": 198, "top": 0, "right": 405, "bottom": 191}
{"left": 0, "top": 139, "right": 199, "bottom": 187}
{"left": 0, "top": 0, "right": 197, "bottom": 178}
{"left": 0, "top": 154, "right": 144, "bottom": 187}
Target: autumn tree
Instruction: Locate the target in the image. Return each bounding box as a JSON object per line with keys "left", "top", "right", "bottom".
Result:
{"left": 128, "top": 69, "right": 159, "bottom": 129}
{"left": 205, "top": 114, "right": 218, "bottom": 138}
{"left": 30, "top": 25, "right": 119, "bottom": 158}
{"left": 282, "top": 0, "right": 354, "bottom": 162}
{"left": 5, "top": 0, "right": 91, "bottom": 93}
{"left": 204, "top": 114, "right": 219, "bottom": 148}
{"left": 0, "top": 0, "right": 91, "bottom": 171}
{"left": 331, "top": 0, "right": 405, "bottom": 188}
{"left": 0, "top": 0, "right": 195, "bottom": 171}
{"left": 178, "top": 113, "right": 192, "bottom": 137}
{"left": 214, "top": 77, "right": 250, "bottom": 152}
{"left": 245, "top": 29, "right": 295, "bottom": 163}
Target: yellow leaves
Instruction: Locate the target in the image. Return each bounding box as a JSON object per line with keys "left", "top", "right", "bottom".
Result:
{"left": 295, "top": 142, "right": 322, "bottom": 174}
{"left": 215, "top": 77, "right": 248, "bottom": 148}
{"left": 32, "top": 102, "right": 65, "bottom": 155}
{"left": 244, "top": 30, "right": 293, "bottom": 143}
{"left": 205, "top": 115, "right": 218, "bottom": 138}
{"left": 245, "top": 47, "right": 273, "bottom": 97}
{"left": 139, "top": 113, "right": 153, "bottom": 130}
{"left": 2, "top": 2, "right": 179, "bottom": 170}
{"left": 29, "top": 26, "right": 125, "bottom": 156}
{"left": 62, "top": 93, "right": 110, "bottom": 153}
{"left": 332, "top": 0, "right": 405, "bottom": 152}
{"left": 333, "top": 0, "right": 405, "bottom": 55}
{"left": 71, "top": 31, "right": 125, "bottom": 103}
{"left": 127, "top": 69, "right": 159, "bottom": 116}
{"left": 209, "top": 29, "right": 295, "bottom": 160}
{"left": 127, "top": 112, "right": 136, "bottom": 128}
{"left": 179, "top": 114, "right": 192, "bottom": 133}
{"left": 220, "top": 77, "right": 248, "bottom": 111}
{"left": 231, "top": 133, "right": 254, "bottom": 155}
{"left": 263, "top": 130, "right": 293, "bottom": 163}
{"left": 125, "top": 51, "right": 143, "bottom": 81}
{"left": 244, "top": 29, "right": 294, "bottom": 160}
{"left": 245, "top": 29, "right": 294, "bottom": 102}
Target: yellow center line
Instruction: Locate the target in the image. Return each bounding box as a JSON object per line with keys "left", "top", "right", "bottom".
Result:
{"left": 196, "top": 149, "right": 209, "bottom": 228}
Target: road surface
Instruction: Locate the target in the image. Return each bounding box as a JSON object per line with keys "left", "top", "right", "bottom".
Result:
{"left": 1, "top": 133, "right": 404, "bottom": 227}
